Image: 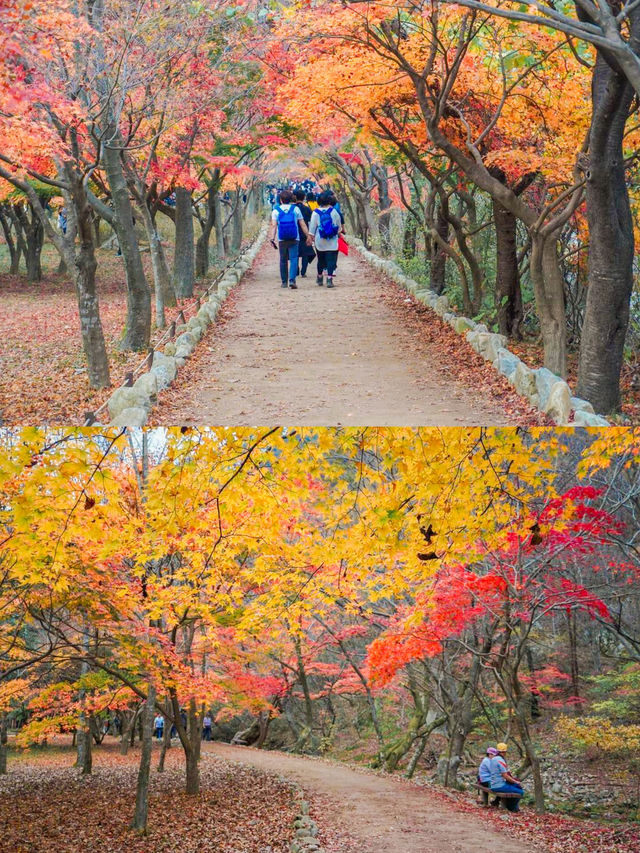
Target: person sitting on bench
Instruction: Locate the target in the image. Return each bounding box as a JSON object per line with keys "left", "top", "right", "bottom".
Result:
{"left": 489, "top": 742, "right": 524, "bottom": 811}
{"left": 479, "top": 746, "right": 498, "bottom": 785}
{"left": 478, "top": 746, "right": 498, "bottom": 805}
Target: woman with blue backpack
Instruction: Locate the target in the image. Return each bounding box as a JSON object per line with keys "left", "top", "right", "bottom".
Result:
{"left": 308, "top": 190, "right": 345, "bottom": 288}
{"left": 270, "top": 189, "right": 313, "bottom": 289}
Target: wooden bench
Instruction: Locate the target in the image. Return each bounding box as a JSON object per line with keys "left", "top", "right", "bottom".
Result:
{"left": 476, "top": 782, "right": 522, "bottom": 812}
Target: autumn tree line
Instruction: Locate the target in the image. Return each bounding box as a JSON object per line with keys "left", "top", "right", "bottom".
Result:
{"left": 3, "top": 1, "right": 640, "bottom": 415}
{"left": 0, "top": 0, "right": 278, "bottom": 388}
{"left": 269, "top": 0, "right": 640, "bottom": 416}
{"left": 1, "top": 427, "right": 639, "bottom": 829}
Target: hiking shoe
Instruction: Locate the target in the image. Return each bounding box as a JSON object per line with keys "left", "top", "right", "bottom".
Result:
{"left": 316, "top": 276, "right": 324, "bottom": 286}
{"left": 289, "top": 280, "right": 298, "bottom": 289}
{"left": 327, "top": 277, "right": 335, "bottom": 288}
{"left": 281, "top": 281, "right": 288, "bottom": 288}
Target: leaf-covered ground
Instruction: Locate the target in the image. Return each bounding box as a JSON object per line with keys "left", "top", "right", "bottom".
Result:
{"left": 510, "top": 340, "right": 640, "bottom": 424}
{"left": 0, "top": 742, "right": 297, "bottom": 853}
{"left": 378, "top": 283, "right": 551, "bottom": 426}
{"left": 0, "top": 249, "right": 209, "bottom": 425}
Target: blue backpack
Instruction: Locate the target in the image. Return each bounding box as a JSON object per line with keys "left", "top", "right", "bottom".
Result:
{"left": 276, "top": 205, "right": 299, "bottom": 241}
{"left": 317, "top": 206, "right": 339, "bottom": 240}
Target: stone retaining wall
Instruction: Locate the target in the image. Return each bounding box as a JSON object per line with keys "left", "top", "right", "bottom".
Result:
{"left": 106, "top": 223, "right": 269, "bottom": 426}
{"left": 351, "top": 238, "right": 609, "bottom": 426}
{"left": 289, "top": 793, "right": 325, "bottom": 853}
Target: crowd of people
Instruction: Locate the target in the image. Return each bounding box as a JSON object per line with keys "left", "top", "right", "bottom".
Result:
{"left": 477, "top": 742, "right": 525, "bottom": 812}
{"left": 268, "top": 182, "right": 347, "bottom": 290}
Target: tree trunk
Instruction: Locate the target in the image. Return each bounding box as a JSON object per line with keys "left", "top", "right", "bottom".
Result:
{"left": 402, "top": 213, "right": 417, "bottom": 258}
{"left": 529, "top": 234, "right": 567, "bottom": 377}
{"left": 255, "top": 711, "right": 271, "bottom": 749}
{"left": 102, "top": 143, "right": 151, "bottom": 351}
{"left": 65, "top": 171, "right": 111, "bottom": 386}
{"left": 137, "top": 200, "right": 175, "bottom": 329}
{"left": 294, "top": 637, "right": 315, "bottom": 739}
{"left": 75, "top": 226, "right": 111, "bottom": 388}
{"left": 214, "top": 191, "right": 226, "bottom": 260}
{"left": 430, "top": 203, "right": 448, "bottom": 294}
{"left": 372, "top": 164, "right": 392, "bottom": 254}
{"left": 576, "top": 54, "right": 635, "bottom": 413}
{"left": 567, "top": 610, "right": 581, "bottom": 709}
{"left": 173, "top": 187, "right": 195, "bottom": 298}
{"left": 195, "top": 180, "right": 218, "bottom": 277}
{"left": 131, "top": 684, "right": 156, "bottom": 834}
{"left": 493, "top": 198, "right": 523, "bottom": 338}
{"left": 231, "top": 190, "right": 243, "bottom": 253}
{"left": 0, "top": 207, "right": 20, "bottom": 274}
{"left": 405, "top": 735, "right": 428, "bottom": 779}
{"left": 185, "top": 747, "right": 199, "bottom": 795}
{"left": 157, "top": 710, "right": 172, "bottom": 772}
{"left": 15, "top": 202, "right": 44, "bottom": 282}
{"left": 0, "top": 713, "right": 7, "bottom": 774}
{"left": 76, "top": 720, "right": 92, "bottom": 774}
{"left": 516, "top": 709, "right": 545, "bottom": 812}
{"left": 24, "top": 217, "right": 43, "bottom": 282}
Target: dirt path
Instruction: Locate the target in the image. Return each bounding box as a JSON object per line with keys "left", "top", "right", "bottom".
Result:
{"left": 153, "top": 241, "right": 520, "bottom": 425}
{"left": 212, "top": 743, "right": 541, "bottom": 853}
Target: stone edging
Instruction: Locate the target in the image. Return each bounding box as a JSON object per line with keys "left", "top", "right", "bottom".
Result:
{"left": 351, "top": 238, "right": 609, "bottom": 426}
{"left": 289, "top": 792, "right": 325, "bottom": 853}
{"left": 106, "top": 224, "right": 269, "bottom": 426}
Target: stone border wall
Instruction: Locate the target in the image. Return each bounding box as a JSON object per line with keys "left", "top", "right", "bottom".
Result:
{"left": 289, "top": 793, "right": 325, "bottom": 853}
{"left": 106, "top": 223, "right": 269, "bottom": 426}
{"left": 351, "top": 238, "right": 609, "bottom": 426}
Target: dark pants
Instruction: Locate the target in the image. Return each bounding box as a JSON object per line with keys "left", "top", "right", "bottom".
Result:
{"left": 491, "top": 783, "right": 523, "bottom": 812}
{"left": 202, "top": 726, "right": 212, "bottom": 741}
{"left": 279, "top": 240, "right": 299, "bottom": 283}
{"left": 298, "top": 240, "right": 315, "bottom": 276}
{"left": 317, "top": 250, "right": 338, "bottom": 277}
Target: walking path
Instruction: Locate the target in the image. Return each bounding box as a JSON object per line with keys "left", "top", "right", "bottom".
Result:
{"left": 152, "top": 241, "right": 529, "bottom": 425}
{"left": 212, "top": 744, "right": 541, "bottom": 853}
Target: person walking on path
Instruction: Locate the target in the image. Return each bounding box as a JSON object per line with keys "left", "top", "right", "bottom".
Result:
{"left": 294, "top": 189, "right": 314, "bottom": 278}
{"left": 309, "top": 190, "right": 344, "bottom": 288}
{"left": 202, "top": 714, "right": 212, "bottom": 741}
{"left": 270, "top": 189, "right": 313, "bottom": 289}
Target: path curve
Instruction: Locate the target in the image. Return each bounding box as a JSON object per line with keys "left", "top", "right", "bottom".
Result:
{"left": 153, "top": 241, "right": 518, "bottom": 425}
{"left": 211, "top": 743, "right": 542, "bottom": 853}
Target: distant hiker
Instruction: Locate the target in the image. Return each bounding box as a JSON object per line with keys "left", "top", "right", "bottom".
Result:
{"left": 57, "top": 208, "right": 67, "bottom": 235}
{"left": 202, "top": 714, "right": 212, "bottom": 741}
{"left": 309, "top": 190, "right": 344, "bottom": 288}
{"left": 294, "top": 188, "right": 314, "bottom": 278}
{"left": 307, "top": 191, "right": 318, "bottom": 211}
{"left": 154, "top": 714, "right": 164, "bottom": 740}
{"left": 489, "top": 742, "right": 524, "bottom": 810}
{"left": 326, "top": 191, "right": 345, "bottom": 276}
{"left": 270, "top": 189, "right": 313, "bottom": 289}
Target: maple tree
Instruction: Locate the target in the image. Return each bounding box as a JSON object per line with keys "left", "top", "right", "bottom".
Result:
{"left": 1, "top": 0, "right": 639, "bottom": 414}
{"left": 3, "top": 426, "right": 638, "bottom": 833}
{"left": 0, "top": 0, "right": 277, "bottom": 389}
{"left": 265, "top": 0, "right": 640, "bottom": 413}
